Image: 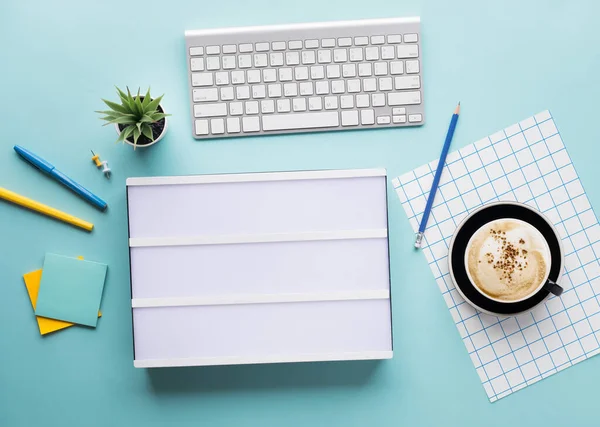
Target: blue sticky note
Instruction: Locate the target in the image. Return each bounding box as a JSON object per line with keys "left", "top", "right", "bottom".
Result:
{"left": 35, "top": 253, "right": 108, "bottom": 327}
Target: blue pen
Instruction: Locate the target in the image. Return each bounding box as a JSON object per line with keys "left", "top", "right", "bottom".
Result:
{"left": 14, "top": 145, "right": 108, "bottom": 211}
{"left": 414, "top": 103, "right": 460, "bottom": 248}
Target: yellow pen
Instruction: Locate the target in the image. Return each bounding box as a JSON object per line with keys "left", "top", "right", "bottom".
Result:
{"left": 0, "top": 187, "right": 93, "bottom": 232}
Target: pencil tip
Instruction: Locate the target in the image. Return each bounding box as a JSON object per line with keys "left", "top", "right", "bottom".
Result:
{"left": 454, "top": 103, "right": 461, "bottom": 115}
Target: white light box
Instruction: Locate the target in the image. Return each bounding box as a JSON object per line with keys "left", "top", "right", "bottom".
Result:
{"left": 126, "top": 169, "right": 392, "bottom": 368}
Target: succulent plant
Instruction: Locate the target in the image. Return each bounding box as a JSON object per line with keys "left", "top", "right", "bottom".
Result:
{"left": 96, "top": 87, "right": 169, "bottom": 146}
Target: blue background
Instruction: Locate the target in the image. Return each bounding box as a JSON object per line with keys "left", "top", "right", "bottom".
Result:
{"left": 1, "top": 0, "right": 599, "bottom": 425}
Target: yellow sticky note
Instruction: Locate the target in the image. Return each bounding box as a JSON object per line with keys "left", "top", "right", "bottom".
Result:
{"left": 23, "top": 256, "right": 102, "bottom": 335}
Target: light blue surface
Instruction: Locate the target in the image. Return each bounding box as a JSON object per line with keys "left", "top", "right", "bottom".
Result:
{"left": 1, "top": 1, "right": 600, "bottom": 426}
{"left": 35, "top": 254, "right": 107, "bottom": 327}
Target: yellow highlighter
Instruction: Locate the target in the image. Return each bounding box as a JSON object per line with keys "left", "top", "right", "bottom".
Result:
{"left": 0, "top": 187, "right": 93, "bottom": 232}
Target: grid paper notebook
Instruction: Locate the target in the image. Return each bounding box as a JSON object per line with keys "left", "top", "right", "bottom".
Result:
{"left": 392, "top": 111, "right": 600, "bottom": 402}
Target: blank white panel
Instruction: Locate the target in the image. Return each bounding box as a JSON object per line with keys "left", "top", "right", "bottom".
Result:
{"left": 133, "top": 300, "right": 392, "bottom": 361}
{"left": 127, "top": 176, "right": 387, "bottom": 239}
{"left": 130, "top": 238, "right": 390, "bottom": 298}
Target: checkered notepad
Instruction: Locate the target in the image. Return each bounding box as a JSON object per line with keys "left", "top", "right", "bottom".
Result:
{"left": 393, "top": 111, "right": 600, "bottom": 402}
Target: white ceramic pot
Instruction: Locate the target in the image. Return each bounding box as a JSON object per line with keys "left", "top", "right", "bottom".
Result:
{"left": 114, "top": 103, "right": 168, "bottom": 148}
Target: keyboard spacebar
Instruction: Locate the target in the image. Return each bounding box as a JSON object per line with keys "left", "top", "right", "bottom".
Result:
{"left": 262, "top": 112, "right": 339, "bottom": 131}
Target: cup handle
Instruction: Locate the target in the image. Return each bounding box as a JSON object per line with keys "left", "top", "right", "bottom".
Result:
{"left": 544, "top": 279, "right": 563, "bottom": 296}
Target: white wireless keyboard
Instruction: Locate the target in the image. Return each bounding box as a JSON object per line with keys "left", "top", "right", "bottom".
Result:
{"left": 185, "top": 17, "right": 424, "bottom": 139}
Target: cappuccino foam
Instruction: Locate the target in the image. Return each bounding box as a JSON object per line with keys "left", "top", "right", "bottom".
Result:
{"left": 466, "top": 219, "right": 550, "bottom": 301}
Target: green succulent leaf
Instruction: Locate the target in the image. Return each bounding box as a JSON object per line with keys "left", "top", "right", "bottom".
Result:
{"left": 102, "top": 99, "right": 129, "bottom": 114}
{"left": 142, "top": 87, "right": 152, "bottom": 108}
{"left": 105, "top": 115, "right": 138, "bottom": 125}
{"left": 141, "top": 124, "right": 154, "bottom": 141}
{"left": 145, "top": 95, "right": 163, "bottom": 113}
{"left": 149, "top": 112, "right": 169, "bottom": 122}
{"left": 133, "top": 126, "right": 141, "bottom": 145}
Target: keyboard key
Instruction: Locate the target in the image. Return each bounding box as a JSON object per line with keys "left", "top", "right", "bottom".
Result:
{"left": 324, "top": 96, "right": 338, "bottom": 110}
{"left": 397, "top": 45, "right": 419, "bottom": 58}
{"left": 358, "top": 63, "right": 372, "bottom": 77}
{"left": 299, "top": 82, "right": 313, "bottom": 96}
{"left": 322, "top": 38, "right": 336, "bottom": 48}
{"left": 363, "top": 78, "right": 377, "bottom": 92}
{"left": 194, "top": 103, "right": 227, "bottom": 117}
{"left": 395, "top": 75, "right": 421, "bottom": 89}
{"left": 190, "top": 46, "right": 204, "bottom": 56}
{"left": 236, "top": 86, "right": 250, "bottom": 99}
{"left": 315, "top": 81, "right": 329, "bottom": 95}
{"left": 222, "top": 55, "right": 235, "bottom": 70}
{"left": 193, "top": 88, "right": 218, "bottom": 102}
{"left": 379, "top": 77, "right": 393, "bottom": 91}
{"left": 355, "top": 36, "right": 368, "bottom": 46}
{"left": 245, "top": 101, "right": 259, "bottom": 114}
{"left": 191, "top": 72, "right": 213, "bottom": 86}
{"left": 190, "top": 58, "right": 204, "bottom": 71}
{"left": 310, "top": 65, "right": 325, "bottom": 79}
{"left": 289, "top": 40, "right": 303, "bottom": 50}
{"left": 231, "top": 70, "right": 245, "bottom": 84}
{"left": 371, "top": 35, "right": 385, "bottom": 45}
{"left": 261, "top": 100, "right": 275, "bottom": 114}
{"left": 284, "top": 83, "right": 298, "bottom": 97}
{"left": 211, "top": 118, "right": 225, "bottom": 134}
{"left": 286, "top": 51, "right": 300, "bottom": 65}
{"left": 206, "top": 57, "right": 220, "bottom": 70}
{"left": 340, "top": 95, "right": 354, "bottom": 109}
{"left": 223, "top": 44, "right": 237, "bottom": 54}
{"left": 270, "top": 52, "right": 284, "bottom": 66}
{"left": 272, "top": 41, "right": 286, "bottom": 51}
{"left": 230, "top": 102, "right": 243, "bottom": 115}
{"left": 372, "top": 93, "right": 385, "bottom": 107}
{"left": 220, "top": 87, "right": 234, "bottom": 101}
{"left": 293, "top": 98, "right": 307, "bottom": 111}
{"left": 326, "top": 64, "right": 341, "bottom": 78}
{"left": 206, "top": 45, "right": 220, "bottom": 55}
{"left": 341, "top": 110, "right": 359, "bottom": 126}
{"left": 356, "top": 94, "right": 369, "bottom": 108}
{"left": 333, "top": 49, "right": 347, "bottom": 62}
{"left": 387, "top": 34, "right": 402, "bottom": 43}
{"left": 227, "top": 117, "right": 241, "bottom": 133}
{"left": 374, "top": 62, "right": 388, "bottom": 76}
{"left": 381, "top": 46, "right": 395, "bottom": 60}
{"left": 305, "top": 39, "right": 319, "bottom": 49}
{"left": 409, "top": 113, "right": 423, "bottom": 122}
{"left": 349, "top": 48, "right": 363, "bottom": 62}
{"left": 377, "top": 115, "right": 391, "bottom": 125}
{"left": 342, "top": 63, "right": 356, "bottom": 77}
{"left": 256, "top": 42, "right": 269, "bottom": 52}
{"left": 239, "top": 44, "right": 253, "bottom": 53}
{"left": 238, "top": 54, "right": 252, "bottom": 68}
{"left": 263, "top": 69, "right": 277, "bottom": 82}
{"left": 279, "top": 68, "right": 293, "bottom": 81}
{"left": 338, "top": 37, "right": 352, "bottom": 47}
{"left": 347, "top": 79, "right": 361, "bottom": 93}
{"left": 295, "top": 67, "right": 309, "bottom": 80}
{"left": 302, "top": 51, "right": 316, "bottom": 64}
{"left": 406, "top": 60, "right": 420, "bottom": 74}
{"left": 268, "top": 83, "right": 282, "bottom": 97}
{"left": 215, "top": 72, "right": 229, "bottom": 85}
{"left": 392, "top": 107, "right": 406, "bottom": 115}
{"left": 331, "top": 80, "right": 345, "bottom": 93}
{"left": 390, "top": 61, "right": 404, "bottom": 75}
{"left": 365, "top": 47, "right": 379, "bottom": 61}
{"left": 361, "top": 109, "right": 375, "bottom": 125}
{"left": 308, "top": 97, "right": 322, "bottom": 111}
{"left": 195, "top": 119, "right": 209, "bottom": 135}
{"left": 393, "top": 115, "right": 407, "bottom": 123}
{"left": 254, "top": 54, "right": 268, "bottom": 67}
{"left": 247, "top": 70, "right": 261, "bottom": 83}
{"left": 277, "top": 99, "right": 291, "bottom": 112}
{"left": 252, "top": 85, "right": 266, "bottom": 99}
{"left": 404, "top": 33, "right": 418, "bottom": 43}
{"left": 317, "top": 50, "right": 332, "bottom": 63}
{"left": 243, "top": 116, "right": 260, "bottom": 132}
{"left": 388, "top": 91, "right": 421, "bottom": 105}
{"left": 262, "top": 111, "right": 339, "bottom": 131}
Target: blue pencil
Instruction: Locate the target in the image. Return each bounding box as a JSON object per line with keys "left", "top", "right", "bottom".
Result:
{"left": 415, "top": 103, "right": 461, "bottom": 248}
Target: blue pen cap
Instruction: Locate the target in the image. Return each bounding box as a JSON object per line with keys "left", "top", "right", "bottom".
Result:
{"left": 14, "top": 145, "right": 55, "bottom": 173}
